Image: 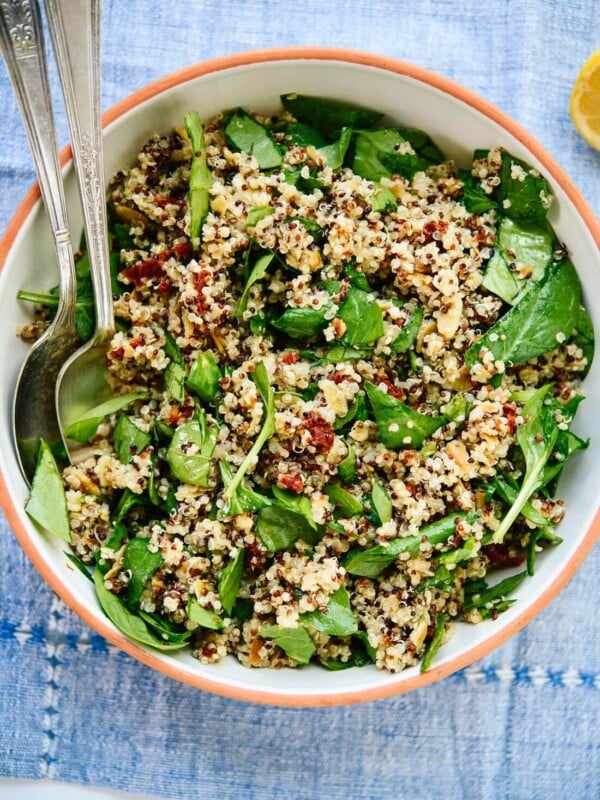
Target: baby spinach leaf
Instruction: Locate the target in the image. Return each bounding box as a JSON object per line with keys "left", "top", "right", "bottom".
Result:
{"left": 344, "top": 262, "right": 371, "bottom": 292}
{"left": 324, "top": 484, "right": 363, "bottom": 517}
{"left": 324, "top": 345, "right": 369, "bottom": 364}
{"left": 114, "top": 414, "right": 152, "bottom": 464}
{"left": 123, "top": 537, "right": 163, "bottom": 609}
{"left": 138, "top": 612, "right": 192, "bottom": 644}
{"left": 246, "top": 205, "right": 273, "bottom": 227}
{"left": 164, "top": 361, "right": 186, "bottom": 403}
{"left": 482, "top": 217, "right": 555, "bottom": 305}
{"left": 185, "top": 110, "right": 212, "bottom": 248}
{"left": 163, "top": 330, "right": 184, "bottom": 366}
{"left": 272, "top": 485, "right": 317, "bottom": 530}
{"left": 223, "top": 361, "right": 275, "bottom": 500}
{"left": 344, "top": 512, "right": 471, "bottom": 578}
{"left": 364, "top": 381, "right": 446, "bottom": 449}
{"left": 238, "top": 251, "right": 276, "bottom": 317}
{"left": 219, "top": 461, "right": 272, "bottom": 516}
{"left": 371, "top": 185, "right": 397, "bottom": 213}
{"left": 465, "top": 258, "right": 581, "bottom": 370}
{"left": 225, "top": 109, "right": 282, "bottom": 169}
{"left": 463, "top": 570, "right": 527, "bottom": 612}
{"left": 527, "top": 528, "right": 563, "bottom": 577}
{"left": 318, "top": 126, "right": 353, "bottom": 169}
{"left": 218, "top": 549, "right": 245, "bottom": 616}
{"left": 371, "top": 481, "right": 393, "bottom": 524}
{"left": 166, "top": 410, "right": 217, "bottom": 487}
{"left": 256, "top": 505, "right": 322, "bottom": 552}
{"left": 420, "top": 613, "right": 447, "bottom": 672}
{"left": 260, "top": 624, "right": 315, "bottom": 664}
{"left": 337, "top": 442, "right": 357, "bottom": 484}
{"left": 441, "top": 393, "right": 472, "bottom": 425}
{"left": 280, "top": 93, "right": 382, "bottom": 140}
{"left": 301, "top": 586, "right": 358, "bottom": 636}
{"left": 458, "top": 169, "right": 498, "bottom": 214}
{"left": 282, "top": 121, "right": 327, "bottom": 148}
{"left": 25, "top": 440, "right": 70, "bottom": 543}
{"left": 187, "top": 597, "right": 224, "bottom": 630}
{"left": 339, "top": 287, "right": 384, "bottom": 346}
{"left": 438, "top": 536, "right": 477, "bottom": 565}
{"left": 394, "top": 125, "right": 444, "bottom": 164}
{"left": 492, "top": 385, "right": 559, "bottom": 544}
{"left": 389, "top": 305, "right": 423, "bottom": 353}
{"left": 64, "top": 391, "right": 150, "bottom": 443}
{"left": 93, "top": 568, "right": 188, "bottom": 651}
{"left": 187, "top": 351, "right": 221, "bottom": 404}
{"left": 352, "top": 129, "right": 432, "bottom": 181}
{"left": 319, "top": 631, "right": 376, "bottom": 670}
{"left": 495, "top": 151, "right": 552, "bottom": 222}
{"left": 490, "top": 476, "right": 549, "bottom": 527}
{"left": 271, "top": 305, "right": 332, "bottom": 340}
{"left": 573, "top": 304, "right": 595, "bottom": 376}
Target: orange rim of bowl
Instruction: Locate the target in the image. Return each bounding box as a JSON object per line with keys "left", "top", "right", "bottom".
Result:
{"left": 1, "top": 46, "right": 599, "bottom": 707}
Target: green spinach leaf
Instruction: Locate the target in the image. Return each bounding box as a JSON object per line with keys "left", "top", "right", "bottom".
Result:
{"left": 238, "top": 251, "right": 276, "bottom": 317}
{"left": 260, "top": 624, "right": 315, "bottom": 664}
{"left": 225, "top": 109, "right": 282, "bottom": 169}
{"left": 344, "top": 512, "right": 471, "bottom": 578}
{"left": 64, "top": 391, "right": 150, "bottom": 443}
{"left": 123, "top": 537, "right": 163, "bottom": 609}
{"left": 371, "top": 481, "right": 393, "bottom": 524}
{"left": 187, "top": 351, "right": 221, "bottom": 404}
{"left": 495, "top": 151, "right": 553, "bottom": 222}
{"left": 420, "top": 613, "right": 447, "bottom": 672}
{"left": 482, "top": 217, "right": 555, "bottom": 305}
{"left": 339, "top": 287, "right": 384, "bottom": 346}
{"left": 280, "top": 93, "right": 382, "bottom": 139}
{"left": 223, "top": 361, "right": 275, "bottom": 500}
{"left": 300, "top": 586, "right": 358, "bottom": 636}
{"left": 166, "top": 410, "right": 217, "bottom": 487}
{"left": 218, "top": 549, "right": 245, "bottom": 616}
{"left": 324, "top": 484, "right": 363, "bottom": 517}
{"left": 25, "top": 440, "right": 70, "bottom": 543}
{"left": 114, "top": 414, "right": 152, "bottom": 464}
{"left": 185, "top": 110, "right": 212, "bottom": 248}
{"left": 187, "top": 597, "right": 224, "bottom": 630}
{"left": 256, "top": 505, "right": 322, "bottom": 552}
{"left": 93, "top": 568, "right": 188, "bottom": 651}
{"left": 491, "top": 385, "right": 560, "bottom": 543}
{"left": 465, "top": 258, "right": 581, "bottom": 370}
{"left": 365, "top": 381, "right": 446, "bottom": 449}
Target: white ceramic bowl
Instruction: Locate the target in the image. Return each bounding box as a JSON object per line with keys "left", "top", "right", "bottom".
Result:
{"left": 1, "top": 48, "right": 599, "bottom": 706}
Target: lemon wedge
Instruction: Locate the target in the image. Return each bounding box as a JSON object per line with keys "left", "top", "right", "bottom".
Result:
{"left": 570, "top": 50, "right": 600, "bottom": 151}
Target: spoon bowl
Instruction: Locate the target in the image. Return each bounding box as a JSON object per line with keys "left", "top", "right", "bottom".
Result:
{"left": 44, "top": 0, "right": 116, "bottom": 450}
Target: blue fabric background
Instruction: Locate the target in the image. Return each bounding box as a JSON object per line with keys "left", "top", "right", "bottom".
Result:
{"left": 0, "top": 1, "right": 598, "bottom": 798}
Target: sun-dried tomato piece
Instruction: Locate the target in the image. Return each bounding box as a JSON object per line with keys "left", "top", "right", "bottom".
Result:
{"left": 304, "top": 412, "right": 334, "bottom": 454}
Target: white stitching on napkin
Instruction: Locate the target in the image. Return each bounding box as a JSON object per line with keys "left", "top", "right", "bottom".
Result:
{"left": 3, "top": 606, "right": 598, "bottom": 691}
{"left": 38, "top": 596, "right": 64, "bottom": 778}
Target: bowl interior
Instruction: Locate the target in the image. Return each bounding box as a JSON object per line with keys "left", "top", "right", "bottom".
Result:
{"left": 1, "top": 53, "right": 599, "bottom": 704}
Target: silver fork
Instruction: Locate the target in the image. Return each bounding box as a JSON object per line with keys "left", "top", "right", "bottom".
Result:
{"left": 0, "top": 0, "right": 80, "bottom": 483}
{"left": 44, "top": 0, "right": 116, "bottom": 451}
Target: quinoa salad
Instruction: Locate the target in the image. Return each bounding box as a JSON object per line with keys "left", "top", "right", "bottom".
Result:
{"left": 20, "top": 94, "right": 594, "bottom": 673}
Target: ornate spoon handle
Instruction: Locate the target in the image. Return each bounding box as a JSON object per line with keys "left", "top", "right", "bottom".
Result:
{"left": 0, "top": 0, "right": 76, "bottom": 317}
{"left": 44, "top": 0, "right": 114, "bottom": 342}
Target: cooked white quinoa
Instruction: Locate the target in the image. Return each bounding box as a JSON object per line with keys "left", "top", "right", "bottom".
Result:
{"left": 39, "top": 107, "right": 588, "bottom": 672}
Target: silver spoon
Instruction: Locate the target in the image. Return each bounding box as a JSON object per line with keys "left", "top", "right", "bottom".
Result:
{"left": 0, "top": 0, "right": 80, "bottom": 483}
{"left": 45, "top": 0, "right": 116, "bottom": 452}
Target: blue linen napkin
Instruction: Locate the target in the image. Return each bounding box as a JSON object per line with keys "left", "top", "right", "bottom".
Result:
{"left": 0, "top": 1, "right": 598, "bottom": 798}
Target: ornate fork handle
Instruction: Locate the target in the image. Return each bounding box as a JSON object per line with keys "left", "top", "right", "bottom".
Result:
{"left": 0, "top": 0, "right": 76, "bottom": 312}
{"left": 44, "top": 0, "right": 114, "bottom": 343}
